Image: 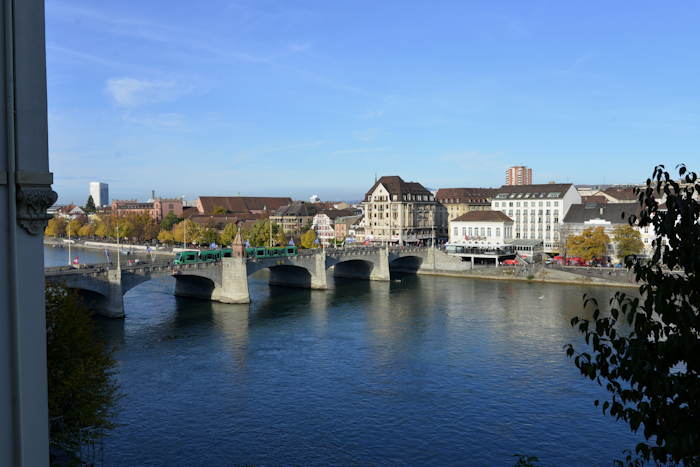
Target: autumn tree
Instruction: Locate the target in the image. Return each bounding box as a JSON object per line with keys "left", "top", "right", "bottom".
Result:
{"left": 301, "top": 229, "right": 317, "bottom": 249}
{"left": 67, "top": 217, "right": 85, "bottom": 237}
{"left": 566, "top": 164, "right": 700, "bottom": 465}
{"left": 84, "top": 195, "right": 96, "bottom": 214}
{"left": 45, "top": 217, "right": 67, "bottom": 237}
{"left": 46, "top": 285, "right": 119, "bottom": 456}
{"left": 172, "top": 219, "right": 202, "bottom": 245}
{"left": 566, "top": 226, "right": 610, "bottom": 262}
{"left": 275, "top": 225, "right": 287, "bottom": 246}
{"left": 78, "top": 223, "right": 95, "bottom": 238}
{"left": 612, "top": 224, "right": 644, "bottom": 260}
{"left": 157, "top": 229, "right": 174, "bottom": 245}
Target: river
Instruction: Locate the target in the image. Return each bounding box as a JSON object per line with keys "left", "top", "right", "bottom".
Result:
{"left": 44, "top": 245, "right": 639, "bottom": 466}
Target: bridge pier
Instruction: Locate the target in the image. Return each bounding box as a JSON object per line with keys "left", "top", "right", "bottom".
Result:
{"left": 267, "top": 251, "right": 328, "bottom": 290}
{"left": 369, "top": 247, "right": 390, "bottom": 281}
{"left": 104, "top": 269, "right": 125, "bottom": 318}
{"left": 212, "top": 258, "right": 250, "bottom": 304}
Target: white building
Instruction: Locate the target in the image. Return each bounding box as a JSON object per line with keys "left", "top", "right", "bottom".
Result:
{"left": 491, "top": 183, "right": 581, "bottom": 253}
{"left": 312, "top": 213, "right": 336, "bottom": 246}
{"left": 89, "top": 181, "right": 109, "bottom": 207}
{"left": 449, "top": 210, "right": 514, "bottom": 248}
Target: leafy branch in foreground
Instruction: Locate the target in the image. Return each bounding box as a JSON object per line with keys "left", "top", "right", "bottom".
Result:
{"left": 565, "top": 164, "right": 699, "bottom": 465}
{"left": 46, "top": 285, "right": 120, "bottom": 456}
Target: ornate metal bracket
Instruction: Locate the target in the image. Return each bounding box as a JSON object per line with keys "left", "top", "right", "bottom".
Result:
{"left": 15, "top": 171, "right": 58, "bottom": 235}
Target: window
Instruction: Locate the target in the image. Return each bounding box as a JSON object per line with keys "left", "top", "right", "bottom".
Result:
{"left": 546, "top": 201, "right": 551, "bottom": 207}
{"left": 509, "top": 202, "right": 513, "bottom": 207}
{"left": 453, "top": 227, "right": 458, "bottom": 237}
{"left": 516, "top": 202, "right": 521, "bottom": 207}
{"left": 523, "top": 201, "right": 528, "bottom": 207}
{"left": 462, "top": 227, "right": 467, "bottom": 236}
{"left": 480, "top": 227, "right": 485, "bottom": 236}
{"left": 487, "top": 227, "right": 492, "bottom": 236}
{"left": 469, "top": 227, "right": 473, "bottom": 236}
{"left": 496, "top": 227, "right": 500, "bottom": 237}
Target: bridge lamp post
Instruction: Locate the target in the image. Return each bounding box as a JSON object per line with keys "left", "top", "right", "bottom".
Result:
{"left": 116, "top": 217, "right": 121, "bottom": 270}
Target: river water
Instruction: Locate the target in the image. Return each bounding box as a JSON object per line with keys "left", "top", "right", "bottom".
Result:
{"left": 45, "top": 245, "right": 639, "bottom": 466}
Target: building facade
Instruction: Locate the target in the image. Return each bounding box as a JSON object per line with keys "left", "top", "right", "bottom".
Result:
{"left": 89, "top": 181, "right": 109, "bottom": 207}
{"left": 270, "top": 202, "right": 319, "bottom": 235}
{"left": 561, "top": 202, "right": 653, "bottom": 260}
{"left": 362, "top": 176, "right": 438, "bottom": 245}
{"left": 153, "top": 198, "right": 183, "bottom": 220}
{"left": 505, "top": 166, "right": 532, "bottom": 186}
{"left": 491, "top": 183, "right": 581, "bottom": 253}
{"left": 196, "top": 196, "right": 292, "bottom": 215}
{"left": 111, "top": 200, "right": 156, "bottom": 219}
{"left": 435, "top": 188, "right": 498, "bottom": 239}
{"left": 448, "top": 211, "right": 514, "bottom": 248}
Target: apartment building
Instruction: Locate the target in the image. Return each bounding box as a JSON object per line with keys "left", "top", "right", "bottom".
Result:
{"left": 505, "top": 166, "right": 532, "bottom": 186}
{"left": 435, "top": 188, "right": 498, "bottom": 239}
{"left": 491, "top": 183, "right": 581, "bottom": 253}
{"left": 362, "top": 176, "right": 438, "bottom": 245}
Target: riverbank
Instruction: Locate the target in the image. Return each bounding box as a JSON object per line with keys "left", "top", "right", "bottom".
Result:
{"left": 44, "top": 238, "right": 175, "bottom": 258}
{"left": 417, "top": 269, "right": 639, "bottom": 289}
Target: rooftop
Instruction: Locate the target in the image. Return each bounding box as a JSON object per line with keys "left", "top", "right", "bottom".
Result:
{"left": 435, "top": 188, "right": 498, "bottom": 204}
{"left": 365, "top": 176, "right": 432, "bottom": 199}
{"left": 494, "top": 183, "right": 573, "bottom": 200}
{"left": 452, "top": 210, "right": 514, "bottom": 223}
{"left": 563, "top": 202, "right": 640, "bottom": 224}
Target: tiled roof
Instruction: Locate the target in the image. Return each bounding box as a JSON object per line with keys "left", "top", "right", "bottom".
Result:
{"left": 273, "top": 202, "right": 319, "bottom": 217}
{"left": 436, "top": 188, "right": 498, "bottom": 204}
{"left": 198, "top": 196, "right": 292, "bottom": 214}
{"left": 318, "top": 209, "right": 357, "bottom": 220}
{"left": 602, "top": 187, "right": 638, "bottom": 201}
{"left": 494, "top": 183, "right": 573, "bottom": 200}
{"left": 563, "top": 202, "right": 640, "bottom": 224}
{"left": 364, "top": 176, "right": 432, "bottom": 200}
{"left": 452, "top": 210, "right": 513, "bottom": 222}
{"left": 581, "top": 195, "right": 608, "bottom": 204}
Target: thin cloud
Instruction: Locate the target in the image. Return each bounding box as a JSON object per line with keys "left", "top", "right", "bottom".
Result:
{"left": 105, "top": 78, "right": 186, "bottom": 107}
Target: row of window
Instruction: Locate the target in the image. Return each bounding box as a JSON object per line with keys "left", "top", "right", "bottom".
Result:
{"left": 495, "top": 200, "right": 559, "bottom": 208}
{"left": 452, "top": 226, "right": 512, "bottom": 238}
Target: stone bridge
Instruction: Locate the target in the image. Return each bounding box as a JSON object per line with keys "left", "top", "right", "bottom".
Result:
{"left": 45, "top": 246, "right": 470, "bottom": 318}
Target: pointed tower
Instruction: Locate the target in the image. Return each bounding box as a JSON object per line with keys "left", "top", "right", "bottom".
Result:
{"left": 232, "top": 225, "right": 245, "bottom": 258}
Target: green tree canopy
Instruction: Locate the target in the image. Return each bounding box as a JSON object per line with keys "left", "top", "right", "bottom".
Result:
{"left": 566, "top": 226, "right": 610, "bottom": 261}
{"left": 172, "top": 219, "right": 202, "bottom": 245}
{"left": 46, "top": 285, "right": 119, "bottom": 454}
{"left": 219, "top": 223, "right": 239, "bottom": 246}
{"left": 612, "top": 224, "right": 644, "bottom": 260}
{"left": 160, "top": 212, "right": 181, "bottom": 231}
{"left": 212, "top": 205, "right": 228, "bottom": 215}
{"left": 566, "top": 164, "right": 700, "bottom": 465}
{"left": 84, "top": 195, "right": 96, "bottom": 214}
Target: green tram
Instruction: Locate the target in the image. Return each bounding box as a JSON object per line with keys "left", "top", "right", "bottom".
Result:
{"left": 174, "top": 246, "right": 298, "bottom": 265}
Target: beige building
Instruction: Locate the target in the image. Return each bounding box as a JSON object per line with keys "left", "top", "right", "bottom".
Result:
{"left": 270, "top": 202, "right": 319, "bottom": 235}
{"left": 362, "top": 176, "right": 438, "bottom": 245}
{"left": 435, "top": 188, "right": 498, "bottom": 239}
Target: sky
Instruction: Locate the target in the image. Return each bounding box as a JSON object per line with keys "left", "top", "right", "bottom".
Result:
{"left": 46, "top": 0, "right": 700, "bottom": 204}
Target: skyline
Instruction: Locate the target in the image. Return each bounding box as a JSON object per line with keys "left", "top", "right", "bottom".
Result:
{"left": 47, "top": 1, "right": 700, "bottom": 203}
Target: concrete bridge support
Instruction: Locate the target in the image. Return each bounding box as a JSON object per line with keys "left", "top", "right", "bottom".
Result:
{"left": 212, "top": 257, "right": 250, "bottom": 304}
{"left": 268, "top": 252, "right": 328, "bottom": 290}
{"left": 369, "top": 247, "right": 391, "bottom": 281}
{"left": 104, "top": 269, "right": 125, "bottom": 318}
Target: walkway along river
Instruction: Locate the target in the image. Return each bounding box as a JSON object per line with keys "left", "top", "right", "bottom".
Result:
{"left": 44, "top": 245, "right": 641, "bottom": 466}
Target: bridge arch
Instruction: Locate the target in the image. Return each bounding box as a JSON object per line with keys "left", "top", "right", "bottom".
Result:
{"left": 388, "top": 255, "right": 424, "bottom": 274}
{"left": 173, "top": 274, "right": 218, "bottom": 300}
{"left": 330, "top": 258, "right": 375, "bottom": 280}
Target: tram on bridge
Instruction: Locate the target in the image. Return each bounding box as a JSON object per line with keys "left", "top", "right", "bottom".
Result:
{"left": 174, "top": 246, "right": 299, "bottom": 265}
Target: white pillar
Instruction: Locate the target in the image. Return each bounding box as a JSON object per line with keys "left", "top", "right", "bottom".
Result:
{"left": 1, "top": 0, "right": 53, "bottom": 464}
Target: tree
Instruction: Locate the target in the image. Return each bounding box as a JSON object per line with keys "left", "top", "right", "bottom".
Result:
{"left": 246, "top": 219, "right": 272, "bottom": 247}
{"left": 172, "top": 219, "right": 202, "bottom": 245}
{"left": 275, "top": 225, "right": 287, "bottom": 246}
{"left": 67, "top": 217, "right": 84, "bottom": 237}
{"left": 212, "top": 205, "right": 228, "bottom": 215}
{"left": 202, "top": 227, "right": 219, "bottom": 246}
{"left": 566, "top": 164, "right": 700, "bottom": 465}
{"left": 84, "top": 195, "right": 96, "bottom": 214}
{"left": 566, "top": 226, "right": 610, "bottom": 262}
{"left": 301, "top": 229, "right": 317, "bottom": 249}
{"left": 160, "top": 212, "right": 181, "bottom": 231}
{"left": 219, "top": 223, "right": 239, "bottom": 246}
{"left": 612, "top": 224, "right": 644, "bottom": 260}
{"left": 46, "top": 285, "right": 119, "bottom": 455}
{"left": 157, "top": 229, "right": 174, "bottom": 244}
{"left": 45, "top": 217, "right": 66, "bottom": 237}
{"left": 78, "top": 223, "right": 95, "bottom": 238}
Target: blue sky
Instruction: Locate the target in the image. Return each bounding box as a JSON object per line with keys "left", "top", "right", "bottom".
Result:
{"left": 46, "top": 0, "right": 700, "bottom": 204}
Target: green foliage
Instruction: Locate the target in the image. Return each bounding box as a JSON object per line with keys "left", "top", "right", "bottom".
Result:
{"left": 275, "top": 225, "right": 287, "bottom": 246}
{"left": 612, "top": 224, "right": 644, "bottom": 260}
{"left": 202, "top": 227, "right": 219, "bottom": 245}
{"left": 172, "top": 219, "right": 202, "bottom": 245}
{"left": 219, "top": 223, "right": 239, "bottom": 246}
{"left": 245, "top": 219, "right": 282, "bottom": 247}
{"left": 301, "top": 229, "right": 317, "bottom": 249}
{"left": 45, "top": 217, "right": 66, "bottom": 237}
{"left": 565, "top": 164, "right": 700, "bottom": 465}
{"left": 160, "top": 212, "right": 181, "bottom": 231}
{"left": 212, "top": 205, "right": 228, "bottom": 215}
{"left": 566, "top": 226, "right": 610, "bottom": 262}
{"left": 46, "top": 285, "right": 119, "bottom": 454}
{"left": 84, "top": 195, "right": 96, "bottom": 214}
